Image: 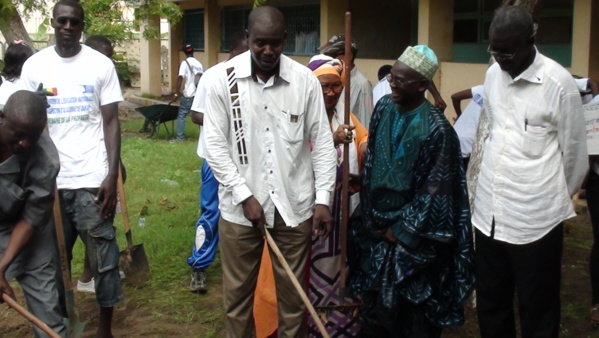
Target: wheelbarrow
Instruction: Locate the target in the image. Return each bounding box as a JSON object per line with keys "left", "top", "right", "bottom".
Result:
{"left": 137, "top": 101, "right": 179, "bottom": 137}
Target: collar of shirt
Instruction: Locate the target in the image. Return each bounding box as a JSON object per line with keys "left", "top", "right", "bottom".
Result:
{"left": 512, "top": 48, "right": 544, "bottom": 84}
{"left": 232, "top": 51, "right": 292, "bottom": 86}
{"left": 0, "top": 155, "right": 19, "bottom": 174}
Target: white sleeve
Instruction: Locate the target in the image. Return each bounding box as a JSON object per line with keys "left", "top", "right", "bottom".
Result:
{"left": 557, "top": 89, "right": 589, "bottom": 196}
{"left": 100, "top": 62, "right": 123, "bottom": 105}
{"left": 305, "top": 74, "right": 337, "bottom": 206}
{"left": 203, "top": 74, "right": 253, "bottom": 205}
{"left": 191, "top": 79, "right": 207, "bottom": 113}
{"left": 178, "top": 61, "right": 187, "bottom": 77}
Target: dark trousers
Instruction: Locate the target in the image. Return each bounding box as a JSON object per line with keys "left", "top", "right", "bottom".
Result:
{"left": 588, "top": 170, "right": 599, "bottom": 304}
{"left": 361, "top": 291, "right": 443, "bottom": 338}
{"left": 475, "top": 224, "right": 563, "bottom": 338}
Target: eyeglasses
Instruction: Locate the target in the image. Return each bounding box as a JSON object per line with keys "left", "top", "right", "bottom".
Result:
{"left": 487, "top": 45, "right": 519, "bottom": 61}
{"left": 386, "top": 73, "right": 422, "bottom": 87}
{"left": 54, "top": 17, "right": 82, "bottom": 26}
{"left": 321, "top": 83, "right": 343, "bottom": 94}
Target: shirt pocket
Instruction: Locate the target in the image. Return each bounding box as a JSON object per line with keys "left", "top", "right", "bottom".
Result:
{"left": 521, "top": 125, "right": 548, "bottom": 159}
{"left": 278, "top": 109, "right": 305, "bottom": 143}
{"left": 89, "top": 224, "right": 119, "bottom": 273}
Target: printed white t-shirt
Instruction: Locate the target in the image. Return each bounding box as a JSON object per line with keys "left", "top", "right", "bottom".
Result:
{"left": 20, "top": 45, "right": 123, "bottom": 189}
{"left": 178, "top": 57, "right": 203, "bottom": 98}
{"left": 453, "top": 85, "right": 484, "bottom": 158}
{"left": 0, "top": 78, "right": 21, "bottom": 109}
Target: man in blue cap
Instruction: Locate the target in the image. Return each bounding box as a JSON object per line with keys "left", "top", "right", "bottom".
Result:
{"left": 348, "top": 45, "right": 474, "bottom": 337}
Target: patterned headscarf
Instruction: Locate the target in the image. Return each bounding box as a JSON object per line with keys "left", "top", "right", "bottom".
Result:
{"left": 397, "top": 45, "right": 439, "bottom": 80}
{"left": 307, "top": 54, "right": 346, "bottom": 84}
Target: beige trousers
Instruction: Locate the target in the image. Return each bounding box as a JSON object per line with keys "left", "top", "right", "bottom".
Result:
{"left": 219, "top": 210, "right": 311, "bottom": 338}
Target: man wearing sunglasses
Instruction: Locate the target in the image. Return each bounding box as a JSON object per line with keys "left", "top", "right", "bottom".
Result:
{"left": 471, "top": 6, "right": 588, "bottom": 338}
{"left": 20, "top": 0, "right": 124, "bottom": 337}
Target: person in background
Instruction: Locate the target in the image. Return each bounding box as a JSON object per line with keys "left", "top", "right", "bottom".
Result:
{"left": 321, "top": 35, "right": 374, "bottom": 129}
{"left": 372, "top": 64, "right": 392, "bottom": 107}
{"left": 75, "top": 34, "right": 127, "bottom": 295}
{"left": 173, "top": 44, "right": 203, "bottom": 142}
{"left": 85, "top": 35, "right": 113, "bottom": 60}
{"left": 451, "top": 85, "right": 485, "bottom": 169}
{"left": 575, "top": 77, "right": 599, "bottom": 104}
{"left": 186, "top": 31, "right": 248, "bottom": 294}
{"left": 0, "top": 41, "right": 35, "bottom": 107}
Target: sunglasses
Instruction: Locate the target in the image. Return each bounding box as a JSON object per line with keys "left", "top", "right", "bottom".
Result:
{"left": 54, "top": 17, "right": 82, "bottom": 26}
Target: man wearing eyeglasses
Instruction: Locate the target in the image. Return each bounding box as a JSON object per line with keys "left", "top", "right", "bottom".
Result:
{"left": 347, "top": 45, "right": 474, "bottom": 337}
{"left": 19, "top": 0, "right": 124, "bottom": 337}
{"left": 471, "top": 6, "right": 588, "bottom": 338}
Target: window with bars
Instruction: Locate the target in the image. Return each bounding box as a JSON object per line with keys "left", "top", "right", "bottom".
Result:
{"left": 221, "top": 4, "right": 320, "bottom": 56}
{"left": 184, "top": 9, "right": 205, "bottom": 51}
{"left": 452, "top": 0, "right": 573, "bottom": 66}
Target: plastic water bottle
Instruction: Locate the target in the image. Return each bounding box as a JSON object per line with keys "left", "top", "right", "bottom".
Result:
{"left": 138, "top": 217, "right": 146, "bottom": 228}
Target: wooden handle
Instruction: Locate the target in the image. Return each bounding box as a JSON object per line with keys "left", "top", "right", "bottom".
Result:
{"left": 117, "top": 165, "right": 134, "bottom": 249}
{"left": 53, "top": 189, "right": 73, "bottom": 291}
{"left": 3, "top": 294, "right": 61, "bottom": 338}
{"left": 340, "top": 11, "right": 352, "bottom": 296}
{"left": 264, "top": 229, "right": 330, "bottom": 338}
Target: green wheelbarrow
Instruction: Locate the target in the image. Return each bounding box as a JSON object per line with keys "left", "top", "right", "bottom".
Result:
{"left": 137, "top": 101, "right": 179, "bottom": 137}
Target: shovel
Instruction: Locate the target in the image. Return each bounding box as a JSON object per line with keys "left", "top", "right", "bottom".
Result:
{"left": 2, "top": 294, "right": 61, "bottom": 338}
{"left": 117, "top": 167, "right": 150, "bottom": 287}
{"left": 264, "top": 228, "right": 330, "bottom": 338}
{"left": 53, "top": 191, "right": 86, "bottom": 338}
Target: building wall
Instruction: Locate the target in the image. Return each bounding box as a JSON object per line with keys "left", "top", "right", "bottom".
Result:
{"left": 166, "top": 0, "right": 597, "bottom": 108}
{"left": 349, "top": 0, "right": 415, "bottom": 60}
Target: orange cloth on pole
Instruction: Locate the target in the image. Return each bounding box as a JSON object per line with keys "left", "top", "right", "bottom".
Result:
{"left": 254, "top": 242, "right": 278, "bottom": 338}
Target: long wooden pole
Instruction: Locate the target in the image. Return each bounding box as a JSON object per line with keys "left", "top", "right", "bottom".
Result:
{"left": 264, "top": 229, "right": 330, "bottom": 338}
{"left": 339, "top": 11, "right": 352, "bottom": 301}
{"left": 2, "top": 294, "right": 61, "bottom": 338}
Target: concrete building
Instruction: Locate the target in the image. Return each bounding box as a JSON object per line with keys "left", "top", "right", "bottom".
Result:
{"left": 138, "top": 0, "right": 598, "bottom": 119}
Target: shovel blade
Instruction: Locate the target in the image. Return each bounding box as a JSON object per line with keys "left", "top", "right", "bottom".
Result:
{"left": 63, "top": 316, "right": 85, "bottom": 338}
{"left": 119, "top": 244, "right": 150, "bottom": 287}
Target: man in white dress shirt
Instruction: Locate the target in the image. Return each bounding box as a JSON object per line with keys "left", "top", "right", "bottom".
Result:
{"left": 203, "top": 6, "right": 336, "bottom": 337}
{"left": 472, "top": 7, "right": 588, "bottom": 338}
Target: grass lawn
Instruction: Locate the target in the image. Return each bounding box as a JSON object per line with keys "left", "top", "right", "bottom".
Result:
{"left": 2, "top": 115, "right": 599, "bottom": 337}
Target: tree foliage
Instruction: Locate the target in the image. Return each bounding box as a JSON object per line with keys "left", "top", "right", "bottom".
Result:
{"left": 253, "top": 0, "right": 269, "bottom": 8}
{"left": 0, "top": 0, "right": 182, "bottom": 47}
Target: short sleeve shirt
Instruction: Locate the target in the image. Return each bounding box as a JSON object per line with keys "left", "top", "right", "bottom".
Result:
{"left": 0, "top": 130, "right": 60, "bottom": 278}
{"left": 20, "top": 45, "right": 123, "bottom": 189}
{"left": 179, "top": 57, "right": 204, "bottom": 98}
